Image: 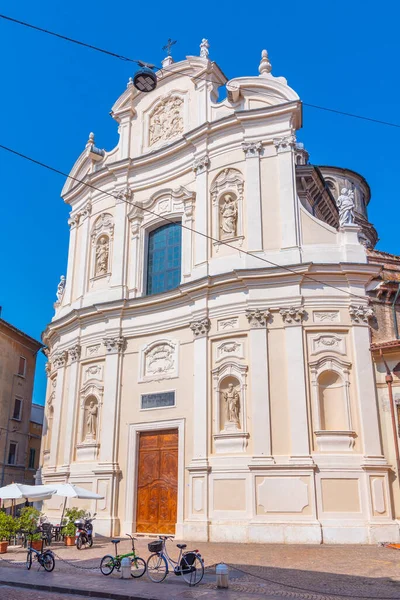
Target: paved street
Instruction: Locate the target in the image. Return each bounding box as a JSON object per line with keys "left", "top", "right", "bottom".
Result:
{"left": 0, "top": 538, "right": 399, "bottom": 599}
{"left": 0, "top": 587, "right": 98, "bottom": 600}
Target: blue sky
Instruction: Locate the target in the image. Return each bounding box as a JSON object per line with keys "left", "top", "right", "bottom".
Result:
{"left": 1, "top": 0, "right": 399, "bottom": 405}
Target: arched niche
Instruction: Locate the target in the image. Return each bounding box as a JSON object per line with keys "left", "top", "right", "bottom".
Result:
{"left": 76, "top": 382, "right": 103, "bottom": 461}
{"left": 212, "top": 362, "right": 249, "bottom": 454}
{"left": 310, "top": 357, "right": 356, "bottom": 452}
{"left": 90, "top": 213, "right": 114, "bottom": 284}
{"left": 210, "top": 169, "right": 244, "bottom": 249}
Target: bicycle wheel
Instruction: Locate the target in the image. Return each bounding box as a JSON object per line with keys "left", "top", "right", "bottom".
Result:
{"left": 26, "top": 550, "right": 32, "bottom": 570}
{"left": 131, "top": 556, "right": 146, "bottom": 578}
{"left": 146, "top": 553, "right": 168, "bottom": 582}
{"left": 180, "top": 553, "right": 204, "bottom": 586}
{"left": 42, "top": 552, "right": 55, "bottom": 572}
{"left": 100, "top": 555, "right": 115, "bottom": 575}
{"left": 76, "top": 536, "right": 83, "bottom": 550}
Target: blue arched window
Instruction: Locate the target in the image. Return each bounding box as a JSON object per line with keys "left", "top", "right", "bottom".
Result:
{"left": 146, "top": 223, "right": 182, "bottom": 295}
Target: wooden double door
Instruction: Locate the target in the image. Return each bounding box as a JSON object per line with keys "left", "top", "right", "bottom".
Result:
{"left": 136, "top": 429, "right": 178, "bottom": 534}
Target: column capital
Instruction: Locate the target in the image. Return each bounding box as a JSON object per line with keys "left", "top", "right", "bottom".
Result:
{"left": 103, "top": 336, "right": 125, "bottom": 354}
{"left": 192, "top": 154, "right": 210, "bottom": 175}
{"left": 79, "top": 201, "right": 92, "bottom": 221}
{"left": 349, "top": 304, "right": 374, "bottom": 323}
{"left": 190, "top": 318, "right": 211, "bottom": 337}
{"left": 279, "top": 306, "right": 306, "bottom": 324}
{"left": 68, "top": 213, "right": 80, "bottom": 229}
{"left": 68, "top": 344, "right": 81, "bottom": 362}
{"left": 273, "top": 134, "right": 296, "bottom": 154}
{"left": 242, "top": 141, "right": 263, "bottom": 157}
{"left": 116, "top": 185, "right": 133, "bottom": 204}
{"left": 245, "top": 308, "right": 271, "bottom": 328}
{"left": 52, "top": 350, "right": 68, "bottom": 369}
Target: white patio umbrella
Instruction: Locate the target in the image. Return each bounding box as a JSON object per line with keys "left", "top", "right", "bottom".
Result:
{"left": 0, "top": 483, "right": 56, "bottom": 501}
{"left": 51, "top": 484, "right": 104, "bottom": 527}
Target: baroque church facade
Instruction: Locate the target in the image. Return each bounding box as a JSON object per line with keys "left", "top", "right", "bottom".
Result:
{"left": 40, "top": 42, "right": 400, "bottom": 544}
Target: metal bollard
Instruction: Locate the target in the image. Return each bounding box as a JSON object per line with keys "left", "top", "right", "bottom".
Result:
{"left": 216, "top": 563, "right": 229, "bottom": 588}
{"left": 121, "top": 556, "right": 131, "bottom": 579}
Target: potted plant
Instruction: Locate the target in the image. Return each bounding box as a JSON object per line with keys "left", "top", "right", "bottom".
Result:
{"left": 17, "top": 507, "right": 42, "bottom": 551}
{"left": 0, "top": 511, "right": 17, "bottom": 553}
{"left": 63, "top": 508, "right": 86, "bottom": 546}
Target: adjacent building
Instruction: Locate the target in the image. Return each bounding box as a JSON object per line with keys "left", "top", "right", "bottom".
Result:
{"left": 0, "top": 315, "right": 43, "bottom": 487}
{"left": 40, "top": 43, "right": 400, "bottom": 543}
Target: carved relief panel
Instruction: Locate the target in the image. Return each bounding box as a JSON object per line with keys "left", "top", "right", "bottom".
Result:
{"left": 140, "top": 339, "right": 179, "bottom": 382}
{"left": 146, "top": 93, "right": 186, "bottom": 149}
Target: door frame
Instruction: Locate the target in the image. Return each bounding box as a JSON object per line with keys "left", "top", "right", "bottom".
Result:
{"left": 124, "top": 419, "right": 185, "bottom": 536}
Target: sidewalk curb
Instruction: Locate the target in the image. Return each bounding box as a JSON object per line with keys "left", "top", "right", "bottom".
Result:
{"left": 1, "top": 578, "right": 159, "bottom": 600}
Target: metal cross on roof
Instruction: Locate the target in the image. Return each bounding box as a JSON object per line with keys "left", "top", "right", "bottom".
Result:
{"left": 162, "top": 38, "right": 177, "bottom": 56}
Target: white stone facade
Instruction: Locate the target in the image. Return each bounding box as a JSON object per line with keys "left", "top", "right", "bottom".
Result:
{"left": 40, "top": 46, "right": 399, "bottom": 544}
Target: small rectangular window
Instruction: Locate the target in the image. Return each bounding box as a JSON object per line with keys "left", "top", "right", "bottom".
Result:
{"left": 18, "top": 356, "right": 26, "bottom": 377}
{"left": 141, "top": 391, "right": 175, "bottom": 410}
{"left": 28, "top": 448, "right": 36, "bottom": 469}
{"left": 12, "top": 398, "right": 22, "bottom": 420}
{"left": 8, "top": 443, "right": 17, "bottom": 465}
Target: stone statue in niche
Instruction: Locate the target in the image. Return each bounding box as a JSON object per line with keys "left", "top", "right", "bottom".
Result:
{"left": 220, "top": 194, "right": 238, "bottom": 239}
{"left": 336, "top": 188, "right": 355, "bottom": 227}
{"left": 85, "top": 400, "right": 98, "bottom": 441}
{"left": 149, "top": 96, "right": 184, "bottom": 146}
{"left": 222, "top": 383, "right": 240, "bottom": 427}
{"left": 95, "top": 235, "right": 109, "bottom": 276}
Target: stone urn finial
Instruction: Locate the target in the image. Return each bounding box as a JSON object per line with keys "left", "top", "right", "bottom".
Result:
{"left": 259, "top": 49, "right": 272, "bottom": 75}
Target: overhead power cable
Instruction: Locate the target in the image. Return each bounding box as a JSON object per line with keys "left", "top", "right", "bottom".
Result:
{"left": 1, "top": 13, "right": 400, "bottom": 130}
{"left": 0, "top": 141, "right": 369, "bottom": 301}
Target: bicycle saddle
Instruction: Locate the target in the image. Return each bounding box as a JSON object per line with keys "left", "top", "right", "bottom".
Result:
{"left": 111, "top": 539, "right": 120, "bottom": 544}
{"left": 176, "top": 543, "right": 187, "bottom": 549}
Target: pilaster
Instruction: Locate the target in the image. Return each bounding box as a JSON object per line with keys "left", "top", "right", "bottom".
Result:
{"left": 245, "top": 309, "right": 273, "bottom": 461}
{"left": 192, "top": 155, "right": 210, "bottom": 270}
{"left": 242, "top": 142, "right": 263, "bottom": 251}
{"left": 99, "top": 336, "right": 125, "bottom": 464}
{"left": 63, "top": 214, "right": 80, "bottom": 305}
{"left": 349, "top": 306, "right": 383, "bottom": 461}
{"left": 76, "top": 202, "right": 92, "bottom": 299}
{"left": 280, "top": 306, "right": 312, "bottom": 463}
{"left": 61, "top": 344, "right": 81, "bottom": 468}
{"left": 49, "top": 350, "right": 68, "bottom": 467}
{"left": 110, "top": 187, "right": 130, "bottom": 293}
{"left": 273, "top": 135, "right": 300, "bottom": 251}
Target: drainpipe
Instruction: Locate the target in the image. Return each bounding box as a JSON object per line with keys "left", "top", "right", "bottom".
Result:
{"left": 392, "top": 282, "right": 400, "bottom": 340}
{"left": 380, "top": 350, "right": 400, "bottom": 484}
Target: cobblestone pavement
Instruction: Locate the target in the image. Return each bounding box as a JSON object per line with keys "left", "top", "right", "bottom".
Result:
{"left": 0, "top": 586, "right": 99, "bottom": 600}
{"left": 1, "top": 538, "right": 400, "bottom": 599}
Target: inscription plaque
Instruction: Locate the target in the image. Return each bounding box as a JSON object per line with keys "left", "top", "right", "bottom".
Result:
{"left": 141, "top": 391, "right": 175, "bottom": 410}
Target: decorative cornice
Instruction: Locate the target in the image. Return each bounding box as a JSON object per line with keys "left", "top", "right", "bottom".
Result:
{"left": 279, "top": 306, "right": 306, "bottom": 324}
{"left": 52, "top": 350, "right": 68, "bottom": 369}
{"left": 349, "top": 304, "right": 374, "bottom": 323}
{"left": 68, "top": 344, "right": 81, "bottom": 362}
{"left": 103, "top": 336, "right": 125, "bottom": 354}
{"left": 192, "top": 154, "right": 210, "bottom": 175}
{"left": 245, "top": 308, "right": 271, "bottom": 328}
{"left": 189, "top": 318, "right": 211, "bottom": 337}
{"left": 273, "top": 134, "right": 296, "bottom": 153}
{"left": 242, "top": 141, "right": 263, "bottom": 157}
